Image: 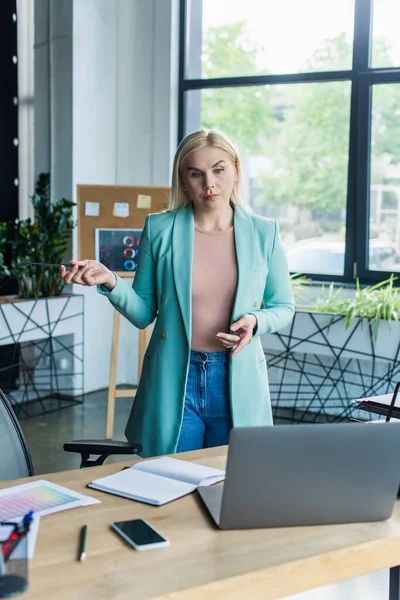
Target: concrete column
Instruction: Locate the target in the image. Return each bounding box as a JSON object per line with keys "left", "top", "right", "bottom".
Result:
{"left": 49, "top": 0, "right": 72, "bottom": 202}
{"left": 34, "top": 0, "right": 72, "bottom": 202}
{"left": 34, "top": 0, "right": 51, "bottom": 179}
{"left": 17, "top": 0, "right": 35, "bottom": 220}
{"left": 34, "top": 0, "right": 179, "bottom": 393}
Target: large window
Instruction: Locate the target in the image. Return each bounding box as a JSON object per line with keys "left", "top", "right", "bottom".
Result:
{"left": 179, "top": 0, "right": 400, "bottom": 283}
{"left": 186, "top": 0, "right": 355, "bottom": 78}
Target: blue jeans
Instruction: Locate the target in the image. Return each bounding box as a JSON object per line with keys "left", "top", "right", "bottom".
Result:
{"left": 176, "top": 350, "right": 232, "bottom": 452}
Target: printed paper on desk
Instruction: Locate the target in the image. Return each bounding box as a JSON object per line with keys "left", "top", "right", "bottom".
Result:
{"left": 137, "top": 194, "right": 152, "bottom": 209}
{"left": 84, "top": 201, "right": 100, "bottom": 217}
{"left": 0, "top": 479, "right": 100, "bottom": 521}
{"left": 113, "top": 202, "right": 130, "bottom": 218}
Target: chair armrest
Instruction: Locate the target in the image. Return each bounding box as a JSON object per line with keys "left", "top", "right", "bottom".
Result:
{"left": 64, "top": 439, "right": 142, "bottom": 455}
{"left": 63, "top": 439, "right": 142, "bottom": 468}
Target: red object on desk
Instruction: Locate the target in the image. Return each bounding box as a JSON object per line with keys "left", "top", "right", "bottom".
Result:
{"left": 1, "top": 511, "right": 33, "bottom": 561}
{"left": 1, "top": 530, "right": 20, "bottom": 561}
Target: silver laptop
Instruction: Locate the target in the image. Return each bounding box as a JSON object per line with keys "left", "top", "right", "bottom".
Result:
{"left": 197, "top": 423, "right": 400, "bottom": 529}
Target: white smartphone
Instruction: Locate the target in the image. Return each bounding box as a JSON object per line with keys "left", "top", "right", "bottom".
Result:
{"left": 111, "top": 518, "right": 170, "bottom": 551}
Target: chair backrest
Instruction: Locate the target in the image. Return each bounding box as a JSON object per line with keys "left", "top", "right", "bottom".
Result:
{"left": 0, "top": 387, "right": 34, "bottom": 481}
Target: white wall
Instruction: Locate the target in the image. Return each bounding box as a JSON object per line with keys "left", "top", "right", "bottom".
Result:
{"left": 17, "top": 0, "right": 35, "bottom": 220}
{"left": 34, "top": 0, "right": 179, "bottom": 393}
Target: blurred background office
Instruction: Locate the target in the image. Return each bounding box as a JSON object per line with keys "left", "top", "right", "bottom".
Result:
{"left": 1, "top": 0, "right": 399, "bottom": 461}
{"left": 1, "top": 0, "right": 400, "bottom": 465}
{"left": 0, "top": 0, "right": 400, "bottom": 464}
{"left": 1, "top": 1, "right": 400, "bottom": 598}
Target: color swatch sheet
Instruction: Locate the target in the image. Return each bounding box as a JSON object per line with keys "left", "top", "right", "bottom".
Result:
{"left": 0, "top": 479, "right": 100, "bottom": 521}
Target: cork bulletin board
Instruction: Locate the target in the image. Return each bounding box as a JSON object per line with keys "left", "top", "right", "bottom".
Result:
{"left": 77, "top": 185, "right": 170, "bottom": 276}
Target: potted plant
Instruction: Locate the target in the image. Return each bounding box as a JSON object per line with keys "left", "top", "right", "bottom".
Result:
{"left": 0, "top": 173, "right": 75, "bottom": 299}
{"left": 0, "top": 174, "right": 82, "bottom": 412}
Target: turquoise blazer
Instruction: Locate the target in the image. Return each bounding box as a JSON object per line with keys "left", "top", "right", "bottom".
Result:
{"left": 99, "top": 204, "right": 294, "bottom": 457}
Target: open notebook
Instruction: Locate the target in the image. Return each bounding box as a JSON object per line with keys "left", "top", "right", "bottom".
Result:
{"left": 353, "top": 393, "right": 400, "bottom": 419}
{"left": 88, "top": 457, "right": 225, "bottom": 506}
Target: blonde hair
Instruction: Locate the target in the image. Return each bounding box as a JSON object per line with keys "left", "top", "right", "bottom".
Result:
{"left": 167, "top": 128, "right": 248, "bottom": 211}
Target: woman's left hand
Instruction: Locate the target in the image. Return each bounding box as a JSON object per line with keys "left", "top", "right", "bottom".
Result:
{"left": 216, "top": 314, "right": 257, "bottom": 358}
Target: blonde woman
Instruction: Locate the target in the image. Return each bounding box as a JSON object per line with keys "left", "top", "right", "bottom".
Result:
{"left": 60, "top": 129, "right": 294, "bottom": 457}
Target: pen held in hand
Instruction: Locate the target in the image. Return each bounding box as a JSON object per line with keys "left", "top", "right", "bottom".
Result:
{"left": 26, "top": 262, "right": 86, "bottom": 269}
{"left": 78, "top": 524, "right": 88, "bottom": 562}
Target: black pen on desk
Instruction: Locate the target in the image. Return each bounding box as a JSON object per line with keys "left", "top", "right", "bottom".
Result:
{"left": 78, "top": 525, "right": 88, "bottom": 562}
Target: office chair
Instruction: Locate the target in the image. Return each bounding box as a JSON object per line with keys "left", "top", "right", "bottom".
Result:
{"left": 0, "top": 387, "right": 34, "bottom": 480}
{"left": 0, "top": 387, "right": 142, "bottom": 481}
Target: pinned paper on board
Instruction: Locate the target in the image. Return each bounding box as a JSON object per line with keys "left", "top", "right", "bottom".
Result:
{"left": 95, "top": 228, "right": 142, "bottom": 272}
{"left": 84, "top": 201, "right": 100, "bottom": 217}
{"left": 137, "top": 194, "right": 152, "bottom": 209}
{"left": 113, "top": 202, "right": 130, "bottom": 218}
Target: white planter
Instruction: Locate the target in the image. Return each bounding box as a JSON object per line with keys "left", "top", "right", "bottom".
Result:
{"left": 0, "top": 294, "right": 84, "bottom": 414}
{"left": 262, "top": 310, "right": 400, "bottom": 421}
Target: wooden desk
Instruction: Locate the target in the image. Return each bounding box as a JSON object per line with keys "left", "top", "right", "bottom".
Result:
{"left": 3, "top": 447, "right": 400, "bottom": 600}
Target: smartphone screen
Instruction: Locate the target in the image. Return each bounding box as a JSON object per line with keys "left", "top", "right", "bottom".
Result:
{"left": 111, "top": 519, "right": 169, "bottom": 550}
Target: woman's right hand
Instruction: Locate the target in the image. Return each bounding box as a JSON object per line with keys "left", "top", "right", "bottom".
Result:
{"left": 59, "top": 260, "right": 116, "bottom": 290}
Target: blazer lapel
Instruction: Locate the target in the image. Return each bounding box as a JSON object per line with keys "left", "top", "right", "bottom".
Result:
{"left": 172, "top": 205, "right": 194, "bottom": 345}
{"left": 232, "top": 206, "right": 255, "bottom": 320}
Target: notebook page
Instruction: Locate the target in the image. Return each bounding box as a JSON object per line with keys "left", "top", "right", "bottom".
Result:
{"left": 89, "top": 468, "right": 196, "bottom": 505}
{"left": 367, "top": 418, "right": 400, "bottom": 423}
{"left": 133, "top": 457, "right": 225, "bottom": 487}
{"left": 353, "top": 394, "right": 397, "bottom": 406}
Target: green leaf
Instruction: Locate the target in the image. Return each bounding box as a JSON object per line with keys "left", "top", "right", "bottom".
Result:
{"left": 298, "top": 273, "right": 400, "bottom": 340}
{"left": 1, "top": 173, "right": 75, "bottom": 298}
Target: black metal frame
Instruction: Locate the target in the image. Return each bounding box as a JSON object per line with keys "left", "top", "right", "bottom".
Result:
{"left": 0, "top": 295, "right": 84, "bottom": 418}
{"left": 266, "top": 311, "right": 400, "bottom": 423}
{"left": 0, "top": 1, "right": 19, "bottom": 297}
{"left": 179, "top": 0, "right": 400, "bottom": 285}
{"left": 0, "top": 0, "right": 18, "bottom": 225}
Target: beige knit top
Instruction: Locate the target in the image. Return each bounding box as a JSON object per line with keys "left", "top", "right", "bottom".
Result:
{"left": 191, "top": 225, "right": 238, "bottom": 351}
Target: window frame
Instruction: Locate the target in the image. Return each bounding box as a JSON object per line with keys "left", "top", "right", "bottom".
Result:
{"left": 178, "top": 0, "right": 400, "bottom": 285}
{"left": 0, "top": 0, "right": 18, "bottom": 223}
